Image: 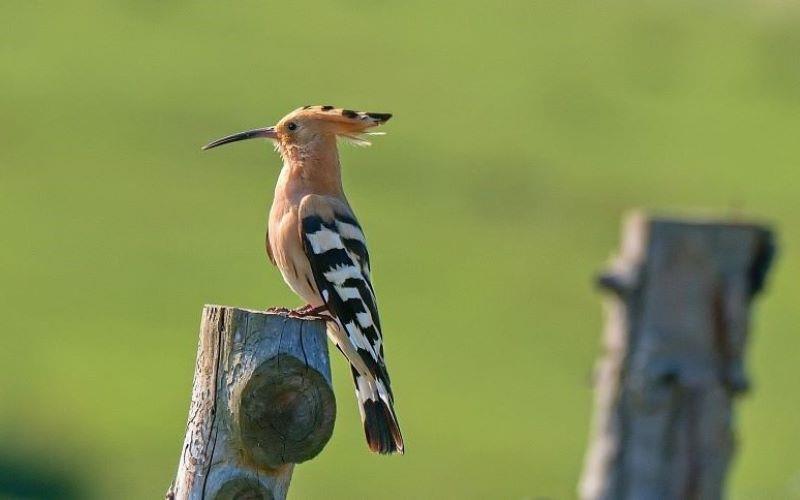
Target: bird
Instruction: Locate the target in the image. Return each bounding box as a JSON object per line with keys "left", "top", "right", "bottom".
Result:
{"left": 202, "top": 105, "right": 403, "bottom": 454}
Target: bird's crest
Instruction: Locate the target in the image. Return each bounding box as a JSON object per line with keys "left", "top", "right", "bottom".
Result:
{"left": 287, "top": 105, "right": 392, "bottom": 146}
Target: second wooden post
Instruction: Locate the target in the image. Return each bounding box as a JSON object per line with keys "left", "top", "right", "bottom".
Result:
{"left": 580, "top": 213, "right": 776, "bottom": 500}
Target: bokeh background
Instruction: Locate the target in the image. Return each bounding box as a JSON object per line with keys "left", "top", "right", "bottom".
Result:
{"left": 2, "top": 1, "right": 799, "bottom": 498}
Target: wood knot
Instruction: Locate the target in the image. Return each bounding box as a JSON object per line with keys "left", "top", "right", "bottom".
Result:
{"left": 214, "top": 478, "right": 274, "bottom": 500}
{"left": 238, "top": 354, "right": 336, "bottom": 468}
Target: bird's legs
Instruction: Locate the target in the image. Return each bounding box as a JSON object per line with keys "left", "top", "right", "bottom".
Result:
{"left": 291, "top": 304, "right": 320, "bottom": 315}
{"left": 266, "top": 304, "right": 334, "bottom": 322}
{"left": 289, "top": 304, "right": 334, "bottom": 321}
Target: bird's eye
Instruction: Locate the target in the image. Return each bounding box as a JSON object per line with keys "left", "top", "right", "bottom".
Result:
{"left": 286, "top": 122, "right": 298, "bottom": 131}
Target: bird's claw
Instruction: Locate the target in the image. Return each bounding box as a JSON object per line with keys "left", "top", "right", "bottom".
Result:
{"left": 265, "top": 306, "right": 292, "bottom": 314}
{"left": 287, "top": 311, "right": 335, "bottom": 322}
{"left": 266, "top": 305, "right": 335, "bottom": 323}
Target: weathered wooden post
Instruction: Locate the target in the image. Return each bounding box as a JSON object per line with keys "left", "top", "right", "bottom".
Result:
{"left": 167, "top": 305, "right": 336, "bottom": 500}
{"left": 579, "top": 212, "right": 776, "bottom": 500}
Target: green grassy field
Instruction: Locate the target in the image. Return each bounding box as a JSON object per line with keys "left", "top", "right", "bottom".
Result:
{"left": 2, "top": 1, "right": 799, "bottom": 498}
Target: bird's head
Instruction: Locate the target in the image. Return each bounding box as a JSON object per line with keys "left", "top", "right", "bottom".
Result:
{"left": 202, "top": 105, "right": 392, "bottom": 157}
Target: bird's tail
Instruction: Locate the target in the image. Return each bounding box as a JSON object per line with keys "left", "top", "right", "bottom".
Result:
{"left": 352, "top": 367, "right": 404, "bottom": 454}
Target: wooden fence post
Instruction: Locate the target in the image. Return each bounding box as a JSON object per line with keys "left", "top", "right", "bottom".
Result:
{"left": 167, "top": 305, "right": 336, "bottom": 500}
{"left": 579, "top": 213, "right": 776, "bottom": 500}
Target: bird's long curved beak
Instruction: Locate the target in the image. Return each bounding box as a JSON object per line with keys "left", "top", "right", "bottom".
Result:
{"left": 201, "top": 126, "right": 277, "bottom": 151}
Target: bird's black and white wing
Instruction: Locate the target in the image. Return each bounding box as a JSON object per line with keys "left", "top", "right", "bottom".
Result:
{"left": 298, "top": 194, "right": 403, "bottom": 454}
{"left": 298, "top": 195, "right": 390, "bottom": 388}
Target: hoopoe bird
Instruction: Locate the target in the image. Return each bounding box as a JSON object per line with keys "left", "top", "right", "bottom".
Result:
{"left": 202, "top": 105, "right": 403, "bottom": 454}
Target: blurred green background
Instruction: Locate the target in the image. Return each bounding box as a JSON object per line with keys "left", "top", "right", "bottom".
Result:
{"left": 2, "top": 1, "right": 799, "bottom": 498}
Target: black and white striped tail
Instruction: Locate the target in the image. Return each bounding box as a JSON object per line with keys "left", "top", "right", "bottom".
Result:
{"left": 353, "top": 368, "right": 404, "bottom": 454}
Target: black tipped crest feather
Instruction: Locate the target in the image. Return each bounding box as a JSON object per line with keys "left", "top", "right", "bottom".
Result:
{"left": 366, "top": 112, "right": 392, "bottom": 123}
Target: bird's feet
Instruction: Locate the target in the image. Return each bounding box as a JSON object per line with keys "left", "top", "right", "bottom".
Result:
{"left": 291, "top": 304, "right": 319, "bottom": 315}
{"left": 266, "top": 304, "right": 335, "bottom": 322}
{"left": 265, "top": 306, "right": 292, "bottom": 315}
{"left": 289, "top": 304, "right": 335, "bottom": 322}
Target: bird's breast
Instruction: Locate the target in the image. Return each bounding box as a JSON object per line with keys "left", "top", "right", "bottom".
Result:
{"left": 268, "top": 201, "right": 322, "bottom": 306}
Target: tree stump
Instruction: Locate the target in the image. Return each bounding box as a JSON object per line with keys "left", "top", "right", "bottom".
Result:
{"left": 579, "top": 213, "right": 776, "bottom": 500}
{"left": 167, "top": 305, "right": 336, "bottom": 500}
